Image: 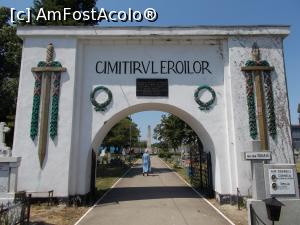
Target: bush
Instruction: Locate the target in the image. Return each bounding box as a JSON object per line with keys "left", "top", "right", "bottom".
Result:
{"left": 172, "top": 160, "right": 181, "bottom": 169}
{"left": 135, "top": 153, "right": 142, "bottom": 159}
{"left": 109, "top": 158, "right": 125, "bottom": 167}
{"left": 158, "top": 151, "right": 172, "bottom": 159}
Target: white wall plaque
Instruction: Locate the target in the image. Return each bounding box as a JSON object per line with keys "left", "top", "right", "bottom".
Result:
{"left": 269, "top": 169, "right": 296, "bottom": 195}
{"left": 244, "top": 152, "right": 271, "bottom": 160}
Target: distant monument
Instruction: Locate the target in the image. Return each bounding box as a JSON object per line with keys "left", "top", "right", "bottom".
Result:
{"left": 147, "top": 125, "right": 151, "bottom": 152}
{"left": 297, "top": 104, "right": 300, "bottom": 124}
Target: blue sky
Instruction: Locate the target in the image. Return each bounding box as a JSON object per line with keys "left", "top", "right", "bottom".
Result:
{"left": 1, "top": 0, "right": 299, "bottom": 141}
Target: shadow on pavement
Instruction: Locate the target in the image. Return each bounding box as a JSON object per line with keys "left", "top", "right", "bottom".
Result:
{"left": 95, "top": 186, "right": 200, "bottom": 206}
{"left": 95, "top": 161, "right": 199, "bottom": 205}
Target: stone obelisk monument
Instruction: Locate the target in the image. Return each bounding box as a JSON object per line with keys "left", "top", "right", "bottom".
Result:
{"left": 297, "top": 104, "right": 300, "bottom": 124}
{"left": 147, "top": 125, "right": 151, "bottom": 153}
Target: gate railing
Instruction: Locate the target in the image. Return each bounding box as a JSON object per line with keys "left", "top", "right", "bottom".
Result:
{"left": 190, "top": 145, "right": 214, "bottom": 197}
{"left": 0, "top": 193, "right": 31, "bottom": 225}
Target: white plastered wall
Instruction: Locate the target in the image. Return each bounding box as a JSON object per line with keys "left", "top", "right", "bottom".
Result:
{"left": 227, "top": 36, "right": 294, "bottom": 195}
{"left": 68, "top": 38, "right": 231, "bottom": 196}
{"left": 13, "top": 37, "right": 78, "bottom": 196}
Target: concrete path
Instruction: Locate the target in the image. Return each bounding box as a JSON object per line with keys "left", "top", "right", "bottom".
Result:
{"left": 76, "top": 156, "right": 233, "bottom": 225}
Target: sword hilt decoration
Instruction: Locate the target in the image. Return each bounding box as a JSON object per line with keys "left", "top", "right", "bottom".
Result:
{"left": 251, "top": 42, "right": 260, "bottom": 62}
{"left": 46, "top": 43, "right": 54, "bottom": 63}
{"left": 241, "top": 42, "right": 276, "bottom": 150}
{"left": 31, "top": 43, "right": 66, "bottom": 168}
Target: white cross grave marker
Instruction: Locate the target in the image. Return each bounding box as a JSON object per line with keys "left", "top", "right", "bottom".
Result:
{"left": 0, "top": 122, "right": 11, "bottom": 157}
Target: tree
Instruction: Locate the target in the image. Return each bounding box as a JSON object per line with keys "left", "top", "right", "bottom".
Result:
{"left": 0, "top": 7, "right": 22, "bottom": 146}
{"left": 0, "top": 0, "right": 99, "bottom": 144}
{"left": 152, "top": 142, "right": 168, "bottom": 151}
{"left": 153, "top": 114, "right": 182, "bottom": 150}
{"left": 137, "top": 140, "right": 147, "bottom": 148}
{"left": 153, "top": 114, "right": 198, "bottom": 150}
{"left": 102, "top": 117, "right": 140, "bottom": 151}
{"left": 0, "top": 7, "right": 22, "bottom": 136}
{"left": 31, "top": 0, "right": 98, "bottom": 25}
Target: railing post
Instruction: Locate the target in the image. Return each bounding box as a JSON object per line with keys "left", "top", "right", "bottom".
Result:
{"left": 237, "top": 187, "right": 241, "bottom": 210}
{"left": 27, "top": 194, "right": 31, "bottom": 224}
{"left": 0, "top": 203, "right": 3, "bottom": 222}
{"left": 48, "top": 191, "right": 50, "bottom": 206}
{"left": 51, "top": 190, "right": 54, "bottom": 206}
{"left": 249, "top": 204, "right": 254, "bottom": 225}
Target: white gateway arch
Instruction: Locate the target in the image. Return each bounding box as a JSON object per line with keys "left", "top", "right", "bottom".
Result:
{"left": 13, "top": 26, "right": 293, "bottom": 203}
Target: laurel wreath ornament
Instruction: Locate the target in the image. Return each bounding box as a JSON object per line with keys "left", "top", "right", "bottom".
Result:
{"left": 194, "top": 86, "right": 216, "bottom": 110}
{"left": 90, "top": 86, "right": 113, "bottom": 112}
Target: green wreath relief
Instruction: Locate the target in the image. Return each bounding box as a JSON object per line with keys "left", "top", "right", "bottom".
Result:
{"left": 90, "top": 86, "right": 113, "bottom": 112}
{"left": 194, "top": 86, "right": 216, "bottom": 110}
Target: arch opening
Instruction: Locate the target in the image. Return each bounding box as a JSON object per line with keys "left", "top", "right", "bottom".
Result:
{"left": 88, "top": 103, "right": 216, "bottom": 197}
{"left": 91, "top": 103, "right": 215, "bottom": 155}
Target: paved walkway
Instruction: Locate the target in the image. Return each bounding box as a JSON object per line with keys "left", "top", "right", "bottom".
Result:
{"left": 76, "top": 156, "right": 233, "bottom": 225}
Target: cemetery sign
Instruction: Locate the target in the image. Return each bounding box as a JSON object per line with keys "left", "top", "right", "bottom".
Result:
{"left": 244, "top": 152, "right": 271, "bottom": 160}
{"left": 269, "top": 169, "right": 296, "bottom": 195}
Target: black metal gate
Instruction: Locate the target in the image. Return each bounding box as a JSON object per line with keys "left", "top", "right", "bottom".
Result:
{"left": 190, "top": 141, "right": 214, "bottom": 197}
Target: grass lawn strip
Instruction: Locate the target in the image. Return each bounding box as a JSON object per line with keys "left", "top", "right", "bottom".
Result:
{"left": 296, "top": 161, "right": 300, "bottom": 172}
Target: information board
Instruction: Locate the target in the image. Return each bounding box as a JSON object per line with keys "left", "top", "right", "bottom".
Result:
{"left": 269, "top": 169, "right": 296, "bottom": 195}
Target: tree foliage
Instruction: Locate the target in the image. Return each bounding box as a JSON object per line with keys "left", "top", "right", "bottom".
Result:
{"left": 103, "top": 117, "right": 140, "bottom": 149}
{"left": 0, "top": 0, "right": 99, "bottom": 143}
{"left": 31, "top": 0, "right": 98, "bottom": 25}
{"left": 138, "top": 140, "right": 147, "bottom": 148}
{"left": 0, "top": 7, "right": 22, "bottom": 122}
{"left": 153, "top": 114, "right": 198, "bottom": 150}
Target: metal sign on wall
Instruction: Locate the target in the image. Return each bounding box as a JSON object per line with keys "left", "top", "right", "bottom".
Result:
{"left": 269, "top": 169, "right": 296, "bottom": 195}
{"left": 244, "top": 152, "right": 271, "bottom": 160}
{"left": 136, "top": 79, "right": 168, "bottom": 97}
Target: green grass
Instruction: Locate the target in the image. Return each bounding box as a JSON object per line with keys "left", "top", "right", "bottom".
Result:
{"left": 164, "top": 159, "right": 191, "bottom": 184}
{"left": 296, "top": 162, "right": 300, "bottom": 172}
{"left": 94, "top": 163, "right": 130, "bottom": 200}
{"left": 173, "top": 166, "right": 190, "bottom": 183}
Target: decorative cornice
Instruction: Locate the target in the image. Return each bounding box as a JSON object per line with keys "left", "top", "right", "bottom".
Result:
{"left": 17, "top": 26, "right": 290, "bottom": 39}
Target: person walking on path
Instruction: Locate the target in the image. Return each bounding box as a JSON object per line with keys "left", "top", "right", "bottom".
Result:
{"left": 142, "top": 148, "right": 151, "bottom": 176}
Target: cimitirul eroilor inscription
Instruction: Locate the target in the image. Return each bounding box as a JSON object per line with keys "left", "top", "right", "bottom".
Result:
{"left": 96, "top": 60, "right": 212, "bottom": 75}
